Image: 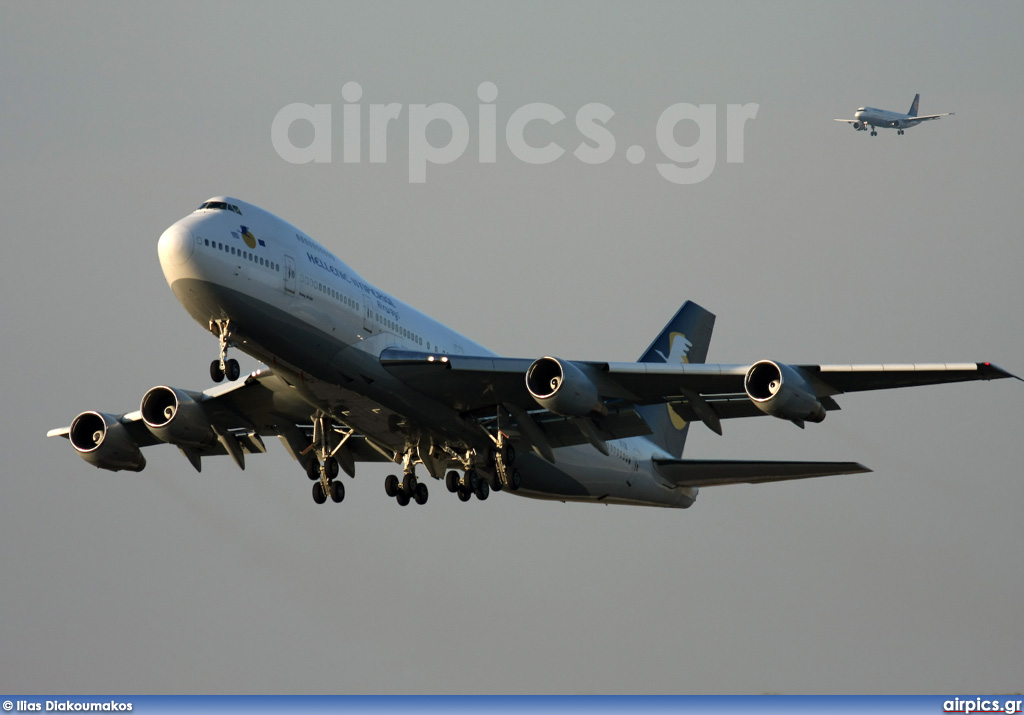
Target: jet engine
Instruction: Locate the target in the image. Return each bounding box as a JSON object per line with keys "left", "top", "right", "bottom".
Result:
{"left": 68, "top": 411, "right": 146, "bottom": 472}
{"left": 526, "top": 357, "right": 606, "bottom": 417}
{"left": 852, "top": 121, "right": 863, "bottom": 131}
{"left": 140, "top": 386, "right": 215, "bottom": 447}
{"left": 744, "top": 360, "right": 826, "bottom": 424}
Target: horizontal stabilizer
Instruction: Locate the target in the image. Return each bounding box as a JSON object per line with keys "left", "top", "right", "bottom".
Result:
{"left": 653, "top": 458, "right": 871, "bottom": 487}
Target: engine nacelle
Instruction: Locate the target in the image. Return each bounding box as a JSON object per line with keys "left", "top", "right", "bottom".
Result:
{"left": 525, "top": 357, "right": 606, "bottom": 417}
{"left": 140, "top": 386, "right": 214, "bottom": 447}
{"left": 852, "top": 121, "right": 863, "bottom": 131}
{"left": 744, "top": 360, "right": 826, "bottom": 424}
{"left": 68, "top": 411, "right": 146, "bottom": 472}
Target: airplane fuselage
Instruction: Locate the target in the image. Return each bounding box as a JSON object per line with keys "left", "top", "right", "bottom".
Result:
{"left": 854, "top": 107, "right": 924, "bottom": 131}
{"left": 157, "top": 198, "right": 697, "bottom": 508}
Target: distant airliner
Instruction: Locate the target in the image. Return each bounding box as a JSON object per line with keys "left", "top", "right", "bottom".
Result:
{"left": 835, "top": 94, "right": 953, "bottom": 135}
{"left": 49, "top": 198, "right": 1014, "bottom": 509}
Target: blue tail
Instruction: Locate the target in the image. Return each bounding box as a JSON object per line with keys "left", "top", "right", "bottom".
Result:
{"left": 908, "top": 93, "right": 920, "bottom": 117}
{"left": 634, "top": 301, "right": 715, "bottom": 458}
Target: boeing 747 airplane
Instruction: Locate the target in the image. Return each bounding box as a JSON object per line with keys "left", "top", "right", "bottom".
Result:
{"left": 835, "top": 94, "right": 953, "bottom": 135}
{"left": 49, "top": 198, "right": 1014, "bottom": 509}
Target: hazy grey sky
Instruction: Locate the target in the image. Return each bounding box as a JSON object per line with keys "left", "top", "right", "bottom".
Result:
{"left": 2, "top": 0, "right": 1022, "bottom": 695}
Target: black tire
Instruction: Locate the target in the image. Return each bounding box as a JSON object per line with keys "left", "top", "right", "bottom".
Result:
{"left": 226, "top": 358, "right": 241, "bottom": 381}
{"left": 505, "top": 444, "right": 516, "bottom": 466}
{"left": 306, "top": 459, "right": 320, "bottom": 481}
{"left": 402, "top": 474, "right": 416, "bottom": 495}
{"left": 464, "top": 468, "right": 478, "bottom": 491}
{"left": 508, "top": 468, "right": 522, "bottom": 491}
{"left": 457, "top": 488, "right": 471, "bottom": 502}
{"left": 475, "top": 480, "right": 489, "bottom": 501}
{"left": 384, "top": 474, "right": 399, "bottom": 497}
{"left": 414, "top": 482, "right": 428, "bottom": 505}
{"left": 326, "top": 457, "right": 339, "bottom": 479}
{"left": 445, "top": 470, "right": 459, "bottom": 493}
{"left": 396, "top": 490, "right": 410, "bottom": 507}
{"left": 210, "top": 360, "right": 224, "bottom": 383}
{"left": 330, "top": 480, "right": 345, "bottom": 503}
{"left": 312, "top": 482, "right": 327, "bottom": 504}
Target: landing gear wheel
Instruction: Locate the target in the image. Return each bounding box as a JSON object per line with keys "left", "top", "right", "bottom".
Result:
{"left": 396, "top": 490, "right": 410, "bottom": 507}
{"left": 384, "top": 474, "right": 399, "bottom": 498}
{"left": 414, "top": 482, "right": 429, "bottom": 505}
{"left": 225, "top": 358, "right": 241, "bottom": 382}
{"left": 464, "top": 468, "right": 479, "bottom": 492}
{"left": 306, "top": 459, "right": 320, "bottom": 481}
{"left": 326, "top": 457, "right": 339, "bottom": 479}
{"left": 402, "top": 474, "right": 416, "bottom": 495}
{"left": 210, "top": 360, "right": 224, "bottom": 383}
{"left": 330, "top": 480, "right": 345, "bottom": 503}
{"left": 457, "top": 487, "right": 471, "bottom": 502}
{"left": 445, "top": 470, "right": 460, "bottom": 493}
{"left": 474, "top": 480, "right": 489, "bottom": 501}
{"left": 507, "top": 468, "right": 522, "bottom": 491}
{"left": 312, "top": 481, "right": 327, "bottom": 504}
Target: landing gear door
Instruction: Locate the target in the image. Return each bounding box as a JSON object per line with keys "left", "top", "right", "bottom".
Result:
{"left": 284, "top": 255, "right": 296, "bottom": 294}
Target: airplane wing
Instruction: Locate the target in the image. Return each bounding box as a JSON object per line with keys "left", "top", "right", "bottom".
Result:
{"left": 913, "top": 112, "right": 953, "bottom": 121}
{"left": 380, "top": 349, "right": 1016, "bottom": 439}
{"left": 48, "top": 369, "right": 392, "bottom": 473}
{"left": 652, "top": 458, "right": 871, "bottom": 487}
{"left": 833, "top": 118, "right": 859, "bottom": 123}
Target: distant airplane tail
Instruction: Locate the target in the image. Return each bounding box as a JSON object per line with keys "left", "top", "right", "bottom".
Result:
{"left": 635, "top": 301, "right": 715, "bottom": 458}
{"left": 908, "top": 93, "right": 920, "bottom": 117}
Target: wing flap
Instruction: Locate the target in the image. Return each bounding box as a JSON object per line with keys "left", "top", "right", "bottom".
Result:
{"left": 654, "top": 458, "right": 871, "bottom": 487}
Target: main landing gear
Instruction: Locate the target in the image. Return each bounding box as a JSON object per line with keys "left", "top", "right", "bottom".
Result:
{"left": 384, "top": 448, "right": 429, "bottom": 507}
{"left": 488, "top": 429, "right": 522, "bottom": 493}
{"left": 306, "top": 413, "right": 353, "bottom": 505}
{"left": 441, "top": 434, "right": 521, "bottom": 503}
{"left": 209, "top": 318, "right": 240, "bottom": 382}
{"left": 445, "top": 468, "right": 489, "bottom": 502}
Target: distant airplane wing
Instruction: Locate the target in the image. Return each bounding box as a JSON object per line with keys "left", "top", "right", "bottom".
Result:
{"left": 652, "top": 458, "right": 871, "bottom": 487}
{"left": 834, "top": 118, "right": 859, "bottom": 123}
{"left": 380, "top": 349, "right": 1017, "bottom": 435}
{"left": 913, "top": 112, "right": 953, "bottom": 121}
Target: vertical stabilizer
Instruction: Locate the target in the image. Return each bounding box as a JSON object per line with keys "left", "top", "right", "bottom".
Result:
{"left": 908, "top": 93, "right": 920, "bottom": 117}
{"left": 635, "top": 301, "right": 715, "bottom": 458}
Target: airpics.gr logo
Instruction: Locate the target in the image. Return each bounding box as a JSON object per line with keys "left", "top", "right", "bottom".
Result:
{"left": 231, "top": 225, "right": 266, "bottom": 250}
{"left": 662, "top": 332, "right": 693, "bottom": 430}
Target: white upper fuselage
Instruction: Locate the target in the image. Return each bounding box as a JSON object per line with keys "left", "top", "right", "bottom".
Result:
{"left": 854, "top": 106, "right": 924, "bottom": 130}
{"left": 156, "top": 197, "right": 696, "bottom": 508}
{"left": 158, "top": 198, "right": 491, "bottom": 361}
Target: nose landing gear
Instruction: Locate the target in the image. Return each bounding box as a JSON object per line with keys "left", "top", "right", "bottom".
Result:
{"left": 209, "top": 318, "right": 240, "bottom": 382}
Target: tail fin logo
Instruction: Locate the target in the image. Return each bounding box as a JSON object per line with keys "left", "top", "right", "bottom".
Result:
{"left": 655, "top": 332, "right": 692, "bottom": 365}
{"left": 667, "top": 333, "right": 691, "bottom": 429}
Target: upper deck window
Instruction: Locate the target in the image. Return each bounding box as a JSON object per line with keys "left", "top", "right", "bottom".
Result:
{"left": 196, "top": 201, "right": 243, "bottom": 215}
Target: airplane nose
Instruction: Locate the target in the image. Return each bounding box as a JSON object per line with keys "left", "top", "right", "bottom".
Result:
{"left": 158, "top": 224, "right": 195, "bottom": 266}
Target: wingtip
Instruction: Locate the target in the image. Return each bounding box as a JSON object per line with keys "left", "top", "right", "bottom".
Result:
{"left": 978, "top": 362, "right": 1022, "bottom": 382}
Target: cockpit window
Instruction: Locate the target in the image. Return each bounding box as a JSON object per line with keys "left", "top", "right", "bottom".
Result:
{"left": 196, "top": 201, "right": 243, "bottom": 215}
